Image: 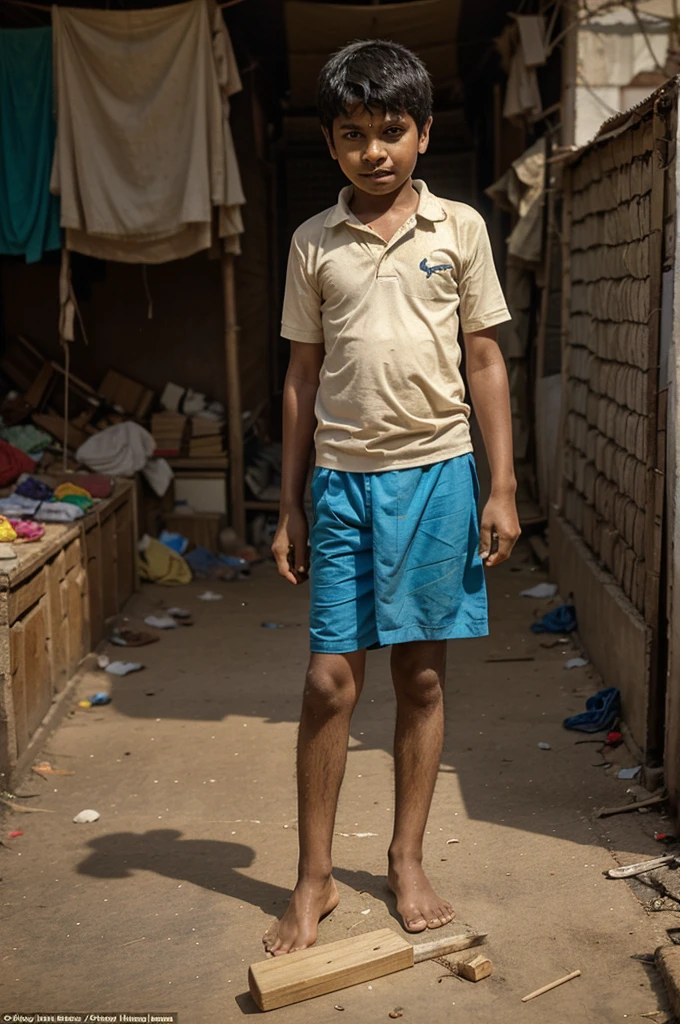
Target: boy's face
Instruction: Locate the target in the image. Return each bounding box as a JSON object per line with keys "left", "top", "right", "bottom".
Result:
{"left": 323, "top": 104, "right": 432, "bottom": 195}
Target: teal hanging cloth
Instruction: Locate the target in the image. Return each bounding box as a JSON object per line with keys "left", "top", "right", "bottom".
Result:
{"left": 0, "top": 27, "right": 61, "bottom": 263}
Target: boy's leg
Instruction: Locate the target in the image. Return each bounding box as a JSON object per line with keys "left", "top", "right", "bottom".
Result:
{"left": 388, "top": 639, "right": 455, "bottom": 932}
{"left": 263, "top": 648, "right": 366, "bottom": 955}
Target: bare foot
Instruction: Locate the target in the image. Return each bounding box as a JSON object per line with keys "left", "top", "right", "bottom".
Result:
{"left": 388, "top": 856, "right": 455, "bottom": 933}
{"left": 262, "top": 876, "right": 340, "bottom": 956}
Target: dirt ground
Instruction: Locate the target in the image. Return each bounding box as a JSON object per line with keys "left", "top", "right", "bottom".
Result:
{"left": 1, "top": 544, "right": 678, "bottom": 1023}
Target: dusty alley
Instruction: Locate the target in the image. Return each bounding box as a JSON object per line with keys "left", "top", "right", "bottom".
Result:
{"left": 1, "top": 545, "right": 676, "bottom": 1023}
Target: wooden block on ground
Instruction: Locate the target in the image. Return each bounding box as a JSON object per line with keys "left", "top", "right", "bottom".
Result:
{"left": 249, "top": 929, "right": 413, "bottom": 1011}
{"left": 459, "top": 954, "right": 492, "bottom": 982}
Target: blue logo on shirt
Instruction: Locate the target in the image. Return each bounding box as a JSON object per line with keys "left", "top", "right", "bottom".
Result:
{"left": 419, "top": 257, "right": 453, "bottom": 279}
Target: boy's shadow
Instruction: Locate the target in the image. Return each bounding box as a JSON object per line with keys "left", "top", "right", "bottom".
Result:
{"left": 77, "top": 829, "right": 401, "bottom": 925}
{"left": 77, "top": 829, "right": 292, "bottom": 915}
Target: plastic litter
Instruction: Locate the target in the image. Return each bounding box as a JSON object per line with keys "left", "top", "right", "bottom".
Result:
{"left": 564, "top": 657, "right": 589, "bottom": 669}
{"left": 73, "top": 809, "right": 100, "bottom": 823}
{"left": 606, "top": 730, "right": 623, "bottom": 747}
{"left": 563, "top": 687, "right": 620, "bottom": 733}
{"left": 531, "top": 604, "right": 577, "bottom": 635}
{"left": 159, "top": 529, "right": 189, "bottom": 555}
{"left": 144, "top": 615, "right": 177, "bottom": 630}
{"left": 168, "top": 607, "right": 191, "bottom": 619}
{"left": 520, "top": 582, "right": 558, "bottom": 599}
{"left": 97, "top": 654, "right": 110, "bottom": 669}
{"left": 110, "top": 628, "right": 158, "bottom": 647}
{"left": 261, "top": 622, "right": 285, "bottom": 629}
{"left": 8, "top": 830, "right": 23, "bottom": 837}
{"left": 618, "top": 766, "right": 642, "bottom": 780}
{"left": 105, "top": 661, "right": 144, "bottom": 677}
{"left": 78, "top": 699, "right": 92, "bottom": 708}
{"left": 198, "top": 591, "right": 223, "bottom": 601}
{"left": 538, "top": 742, "right": 551, "bottom": 750}
{"left": 89, "top": 692, "right": 112, "bottom": 706}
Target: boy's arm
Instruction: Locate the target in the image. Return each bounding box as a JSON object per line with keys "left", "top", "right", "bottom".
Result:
{"left": 464, "top": 326, "right": 521, "bottom": 566}
{"left": 272, "top": 341, "right": 324, "bottom": 584}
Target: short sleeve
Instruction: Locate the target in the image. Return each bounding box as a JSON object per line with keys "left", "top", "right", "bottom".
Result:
{"left": 458, "top": 214, "right": 511, "bottom": 335}
{"left": 281, "top": 232, "right": 324, "bottom": 344}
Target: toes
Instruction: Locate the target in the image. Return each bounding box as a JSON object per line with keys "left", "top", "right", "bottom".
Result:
{"left": 405, "top": 916, "right": 428, "bottom": 932}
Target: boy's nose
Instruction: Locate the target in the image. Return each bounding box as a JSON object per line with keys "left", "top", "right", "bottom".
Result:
{"left": 364, "top": 139, "right": 387, "bottom": 163}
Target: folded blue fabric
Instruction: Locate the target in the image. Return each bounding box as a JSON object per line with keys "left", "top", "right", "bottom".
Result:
{"left": 530, "top": 603, "right": 577, "bottom": 634}
{"left": 159, "top": 529, "right": 189, "bottom": 555}
{"left": 563, "top": 687, "right": 621, "bottom": 733}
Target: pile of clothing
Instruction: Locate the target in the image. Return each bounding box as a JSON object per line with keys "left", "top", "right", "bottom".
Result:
{"left": 0, "top": 474, "right": 97, "bottom": 527}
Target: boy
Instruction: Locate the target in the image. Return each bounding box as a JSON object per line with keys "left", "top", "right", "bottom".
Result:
{"left": 264, "top": 39, "right": 520, "bottom": 956}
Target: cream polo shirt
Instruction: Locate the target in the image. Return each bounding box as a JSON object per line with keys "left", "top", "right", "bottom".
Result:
{"left": 281, "top": 179, "right": 511, "bottom": 473}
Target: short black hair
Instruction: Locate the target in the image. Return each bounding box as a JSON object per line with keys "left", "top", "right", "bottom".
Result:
{"left": 317, "top": 39, "right": 433, "bottom": 137}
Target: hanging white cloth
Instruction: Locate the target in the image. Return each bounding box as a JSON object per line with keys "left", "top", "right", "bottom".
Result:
{"left": 50, "top": 0, "right": 245, "bottom": 263}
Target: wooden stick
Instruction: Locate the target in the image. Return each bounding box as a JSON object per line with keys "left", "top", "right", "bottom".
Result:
{"left": 221, "top": 253, "right": 245, "bottom": 543}
{"left": 595, "top": 794, "right": 667, "bottom": 818}
{"left": 412, "top": 933, "right": 487, "bottom": 963}
{"left": 522, "top": 969, "right": 581, "bottom": 1002}
{"left": 607, "top": 854, "right": 678, "bottom": 879}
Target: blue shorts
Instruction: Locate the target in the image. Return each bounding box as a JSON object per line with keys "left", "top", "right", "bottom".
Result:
{"left": 309, "top": 454, "right": 488, "bottom": 654}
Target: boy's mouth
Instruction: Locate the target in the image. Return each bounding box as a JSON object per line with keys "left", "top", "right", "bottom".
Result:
{"left": 362, "top": 169, "right": 396, "bottom": 180}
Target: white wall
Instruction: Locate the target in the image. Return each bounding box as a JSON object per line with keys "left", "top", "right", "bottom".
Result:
{"left": 575, "top": 3, "right": 671, "bottom": 145}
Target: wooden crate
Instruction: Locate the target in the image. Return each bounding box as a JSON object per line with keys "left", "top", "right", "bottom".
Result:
{"left": 0, "top": 480, "right": 138, "bottom": 786}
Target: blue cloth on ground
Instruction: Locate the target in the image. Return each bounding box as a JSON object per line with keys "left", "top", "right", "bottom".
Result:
{"left": 530, "top": 603, "right": 577, "bottom": 634}
{"left": 563, "top": 687, "right": 621, "bottom": 733}
{"left": 0, "top": 28, "right": 61, "bottom": 262}
{"left": 310, "top": 454, "right": 488, "bottom": 654}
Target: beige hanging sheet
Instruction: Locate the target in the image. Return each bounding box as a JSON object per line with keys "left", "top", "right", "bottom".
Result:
{"left": 50, "top": 0, "right": 245, "bottom": 262}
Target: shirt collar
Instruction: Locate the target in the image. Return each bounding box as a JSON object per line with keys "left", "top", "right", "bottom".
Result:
{"left": 323, "top": 179, "right": 446, "bottom": 229}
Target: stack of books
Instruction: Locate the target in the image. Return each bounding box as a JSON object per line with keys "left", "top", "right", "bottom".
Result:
{"left": 189, "top": 417, "right": 225, "bottom": 457}
{"left": 151, "top": 412, "right": 188, "bottom": 456}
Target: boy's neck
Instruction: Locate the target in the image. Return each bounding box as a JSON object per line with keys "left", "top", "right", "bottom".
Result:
{"left": 349, "top": 177, "right": 419, "bottom": 223}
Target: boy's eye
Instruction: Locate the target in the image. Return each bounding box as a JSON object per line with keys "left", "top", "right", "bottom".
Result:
{"left": 343, "top": 131, "right": 362, "bottom": 140}
{"left": 385, "top": 127, "right": 405, "bottom": 137}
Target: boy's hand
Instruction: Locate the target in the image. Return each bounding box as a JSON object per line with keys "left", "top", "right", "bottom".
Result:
{"left": 272, "top": 506, "right": 310, "bottom": 585}
{"left": 479, "top": 491, "right": 521, "bottom": 567}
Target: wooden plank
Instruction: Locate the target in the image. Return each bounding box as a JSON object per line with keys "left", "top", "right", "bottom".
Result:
{"left": 84, "top": 522, "right": 103, "bottom": 648}
{"left": 9, "top": 567, "right": 46, "bottom": 625}
{"left": 21, "top": 598, "right": 51, "bottom": 738}
{"left": 65, "top": 568, "right": 86, "bottom": 676}
{"left": 63, "top": 537, "right": 81, "bottom": 577}
{"left": 9, "top": 621, "right": 27, "bottom": 758}
{"left": 249, "top": 930, "right": 413, "bottom": 1011}
{"left": 25, "top": 362, "right": 55, "bottom": 409}
{"left": 100, "top": 514, "right": 118, "bottom": 621}
{"left": 115, "top": 501, "right": 135, "bottom": 607}
{"left": 221, "top": 252, "right": 245, "bottom": 542}
{"left": 556, "top": 163, "right": 573, "bottom": 515}
{"left": 45, "top": 553, "right": 68, "bottom": 692}
{"left": 166, "top": 456, "right": 229, "bottom": 470}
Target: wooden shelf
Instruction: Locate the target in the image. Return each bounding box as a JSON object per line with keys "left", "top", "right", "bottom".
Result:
{"left": 166, "top": 456, "right": 229, "bottom": 470}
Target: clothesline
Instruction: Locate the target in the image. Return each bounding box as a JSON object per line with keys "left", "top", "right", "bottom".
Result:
{"left": 0, "top": 0, "right": 245, "bottom": 12}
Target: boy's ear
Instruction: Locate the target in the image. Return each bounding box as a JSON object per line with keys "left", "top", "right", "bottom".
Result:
{"left": 322, "top": 125, "right": 338, "bottom": 161}
{"left": 418, "top": 116, "right": 433, "bottom": 156}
